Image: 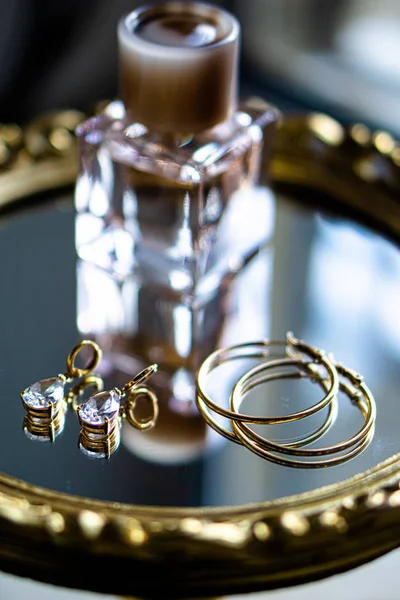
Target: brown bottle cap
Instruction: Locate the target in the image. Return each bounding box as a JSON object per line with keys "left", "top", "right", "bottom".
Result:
{"left": 118, "top": 2, "right": 239, "bottom": 133}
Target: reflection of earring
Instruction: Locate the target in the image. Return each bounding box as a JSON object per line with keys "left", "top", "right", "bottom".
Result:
{"left": 230, "top": 359, "right": 376, "bottom": 468}
{"left": 23, "top": 401, "right": 68, "bottom": 443}
{"left": 77, "top": 364, "right": 158, "bottom": 457}
{"left": 21, "top": 340, "right": 102, "bottom": 420}
{"left": 67, "top": 374, "right": 104, "bottom": 411}
{"left": 196, "top": 332, "right": 339, "bottom": 444}
{"left": 79, "top": 427, "right": 121, "bottom": 460}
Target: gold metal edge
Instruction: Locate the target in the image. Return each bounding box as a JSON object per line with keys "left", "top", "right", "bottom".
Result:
{"left": 0, "top": 110, "right": 399, "bottom": 597}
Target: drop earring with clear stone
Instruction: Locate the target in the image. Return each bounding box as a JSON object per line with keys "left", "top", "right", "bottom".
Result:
{"left": 20, "top": 340, "right": 102, "bottom": 420}
{"left": 77, "top": 363, "right": 159, "bottom": 450}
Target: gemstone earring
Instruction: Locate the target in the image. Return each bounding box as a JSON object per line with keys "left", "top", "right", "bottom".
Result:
{"left": 66, "top": 374, "right": 115, "bottom": 458}
{"left": 21, "top": 340, "right": 102, "bottom": 420}
{"left": 77, "top": 364, "right": 159, "bottom": 454}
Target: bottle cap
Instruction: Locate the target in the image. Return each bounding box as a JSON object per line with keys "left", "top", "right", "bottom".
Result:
{"left": 118, "top": 2, "right": 239, "bottom": 133}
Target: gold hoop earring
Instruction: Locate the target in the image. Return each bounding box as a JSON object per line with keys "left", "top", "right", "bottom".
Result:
{"left": 197, "top": 358, "right": 339, "bottom": 448}
{"left": 230, "top": 360, "right": 376, "bottom": 468}
{"left": 195, "top": 332, "right": 339, "bottom": 444}
{"left": 21, "top": 340, "right": 102, "bottom": 420}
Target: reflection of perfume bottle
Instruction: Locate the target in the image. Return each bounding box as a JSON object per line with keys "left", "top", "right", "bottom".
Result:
{"left": 75, "top": 3, "right": 278, "bottom": 411}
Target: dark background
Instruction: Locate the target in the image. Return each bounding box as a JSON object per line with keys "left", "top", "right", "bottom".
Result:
{"left": 1, "top": 0, "right": 399, "bottom": 132}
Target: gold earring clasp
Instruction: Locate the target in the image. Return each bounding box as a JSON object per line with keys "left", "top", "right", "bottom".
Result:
{"left": 117, "top": 364, "right": 158, "bottom": 397}
{"left": 65, "top": 340, "right": 102, "bottom": 380}
{"left": 123, "top": 387, "right": 159, "bottom": 431}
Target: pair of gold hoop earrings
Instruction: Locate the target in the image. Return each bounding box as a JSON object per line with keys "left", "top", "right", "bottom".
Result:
{"left": 196, "top": 332, "right": 376, "bottom": 468}
{"left": 21, "top": 340, "right": 159, "bottom": 458}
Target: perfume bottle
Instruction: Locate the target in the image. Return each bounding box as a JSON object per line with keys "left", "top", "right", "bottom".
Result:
{"left": 75, "top": 2, "right": 278, "bottom": 422}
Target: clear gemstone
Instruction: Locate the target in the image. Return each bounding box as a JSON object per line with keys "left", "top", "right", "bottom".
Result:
{"left": 22, "top": 377, "right": 65, "bottom": 409}
{"left": 79, "top": 390, "right": 120, "bottom": 426}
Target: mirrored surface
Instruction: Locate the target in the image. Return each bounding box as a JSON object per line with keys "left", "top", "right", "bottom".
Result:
{"left": 1, "top": 188, "right": 399, "bottom": 507}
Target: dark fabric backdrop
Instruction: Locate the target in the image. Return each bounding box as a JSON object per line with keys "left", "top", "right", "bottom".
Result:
{"left": 0, "top": 0, "right": 231, "bottom": 123}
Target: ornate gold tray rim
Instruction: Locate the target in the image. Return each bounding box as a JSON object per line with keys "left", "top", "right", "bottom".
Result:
{"left": 0, "top": 111, "right": 399, "bottom": 598}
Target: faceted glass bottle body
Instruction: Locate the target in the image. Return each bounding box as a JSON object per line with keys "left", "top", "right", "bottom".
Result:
{"left": 75, "top": 99, "right": 277, "bottom": 427}
{"left": 76, "top": 99, "right": 277, "bottom": 296}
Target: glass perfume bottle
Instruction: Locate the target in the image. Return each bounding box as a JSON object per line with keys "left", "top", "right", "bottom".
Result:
{"left": 75, "top": 2, "right": 278, "bottom": 425}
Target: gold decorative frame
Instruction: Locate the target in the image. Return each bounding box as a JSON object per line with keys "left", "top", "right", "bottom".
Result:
{"left": 0, "top": 111, "right": 399, "bottom": 599}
